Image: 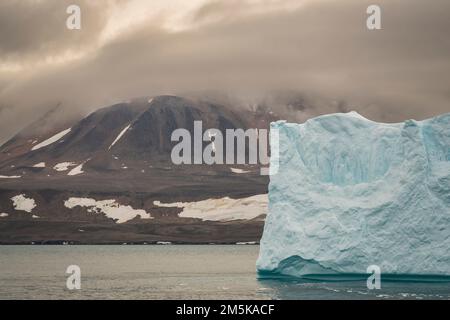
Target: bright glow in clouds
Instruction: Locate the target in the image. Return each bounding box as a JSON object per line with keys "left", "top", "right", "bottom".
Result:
{"left": 102, "top": 0, "right": 209, "bottom": 38}
{"left": 102, "top": 0, "right": 306, "bottom": 40}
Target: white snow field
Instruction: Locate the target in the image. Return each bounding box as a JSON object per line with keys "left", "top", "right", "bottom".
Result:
{"left": 11, "top": 194, "right": 37, "bottom": 213}
{"left": 64, "top": 197, "right": 153, "bottom": 223}
{"left": 53, "top": 162, "right": 77, "bottom": 172}
{"left": 154, "top": 194, "right": 267, "bottom": 222}
{"left": 257, "top": 112, "right": 450, "bottom": 278}
{"left": 67, "top": 163, "right": 85, "bottom": 176}
{"left": 31, "top": 128, "right": 71, "bottom": 151}
{"left": 230, "top": 168, "right": 250, "bottom": 174}
{"left": 32, "top": 162, "right": 46, "bottom": 168}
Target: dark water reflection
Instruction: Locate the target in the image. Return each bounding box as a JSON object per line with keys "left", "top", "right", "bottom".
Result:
{"left": 257, "top": 278, "right": 450, "bottom": 300}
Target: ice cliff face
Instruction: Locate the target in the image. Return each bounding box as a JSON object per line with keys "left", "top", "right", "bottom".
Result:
{"left": 257, "top": 112, "right": 450, "bottom": 278}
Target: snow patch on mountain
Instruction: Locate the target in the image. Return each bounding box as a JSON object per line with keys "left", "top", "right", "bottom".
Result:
{"left": 68, "top": 164, "right": 84, "bottom": 176}
{"left": 32, "top": 162, "right": 46, "bottom": 168}
{"left": 11, "top": 194, "right": 36, "bottom": 213}
{"left": 53, "top": 162, "right": 77, "bottom": 172}
{"left": 67, "top": 160, "right": 90, "bottom": 176}
{"left": 154, "top": 194, "right": 268, "bottom": 221}
{"left": 230, "top": 168, "right": 250, "bottom": 174}
{"left": 109, "top": 124, "right": 131, "bottom": 150}
{"left": 64, "top": 197, "right": 153, "bottom": 223}
{"left": 31, "top": 128, "right": 71, "bottom": 151}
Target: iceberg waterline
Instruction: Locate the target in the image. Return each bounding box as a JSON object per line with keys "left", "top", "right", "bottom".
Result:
{"left": 257, "top": 112, "right": 450, "bottom": 279}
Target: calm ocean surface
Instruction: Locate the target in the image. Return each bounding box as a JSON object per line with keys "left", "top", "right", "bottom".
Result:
{"left": 0, "top": 245, "right": 448, "bottom": 300}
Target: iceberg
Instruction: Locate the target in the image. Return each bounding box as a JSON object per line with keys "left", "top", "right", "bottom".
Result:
{"left": 257, "top": 112, "right": 450, "bottom": 279}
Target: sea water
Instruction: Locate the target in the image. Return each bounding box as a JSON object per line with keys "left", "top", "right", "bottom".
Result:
{"left": 0, "top": 245, "right": 448, "bottom": 300}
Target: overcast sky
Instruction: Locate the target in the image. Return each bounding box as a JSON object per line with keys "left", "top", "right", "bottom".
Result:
{"left": 0, "top": 0, "right": 449, "bottom": 144}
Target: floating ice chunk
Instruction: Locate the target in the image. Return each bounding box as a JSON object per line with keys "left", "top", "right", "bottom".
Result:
{"left": 109, "top": 124, "right": 131, "bottom": 150}
{"left": 0, "top": 213, "right": 8, "bottom": 218}
{"left": 31, "top": 215, "right": 39, "bottom": 219}
{"left": 157, "top": 241, "right": 172, "bottom": 245}
{"left": 11, "top": 194, "right": 36, "bottom": 213}
{"left": 31, "top": 128, "right": 71, "bottom": 151}
{"left": 154, "top": 194, "right": 267, "bottom": 221}
{"left": 64, "top": 197, "right": 153, "bottom": 223}
{"left": 32, "top": 162, "right": 46, "bottom": 168}
{"left": 236, "top": 241, "right": 257, "bottom": 245}
{"left": 0, "top": 175, "right": 21, "bottom": 179}
{"left": 53, "top": 162, "right": 77, "bottom": 171}
{"left": 257, "top": 112, "right": 450, "bottom": 278}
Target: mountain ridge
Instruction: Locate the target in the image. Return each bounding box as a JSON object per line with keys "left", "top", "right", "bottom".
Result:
{"left": 0, "top": 95, "right": 270, "bottom": 243}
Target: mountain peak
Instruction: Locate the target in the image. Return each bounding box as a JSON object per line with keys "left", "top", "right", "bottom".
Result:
{"left": 0, "top": 95, "right": 253, "bottom": 174}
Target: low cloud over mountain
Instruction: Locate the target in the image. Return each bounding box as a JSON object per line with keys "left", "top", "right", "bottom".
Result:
{"left": 1, "top": 0, "right": 450, "bottom": 145}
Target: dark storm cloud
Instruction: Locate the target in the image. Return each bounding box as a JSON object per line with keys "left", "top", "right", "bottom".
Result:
{"left": 0, "top": 0, "right": 450, "bottom": 144}
{"left": 0, "top": 0, "right": 114, "bottom": 63}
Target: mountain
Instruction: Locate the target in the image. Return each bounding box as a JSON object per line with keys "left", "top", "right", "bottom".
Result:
{"left": 0, "top": 95, "right": 273, "bottom": 244}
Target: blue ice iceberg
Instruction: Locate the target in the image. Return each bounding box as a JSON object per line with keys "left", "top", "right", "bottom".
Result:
{"left": 257, "top": 112, "right": 450, "bottom": 279}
